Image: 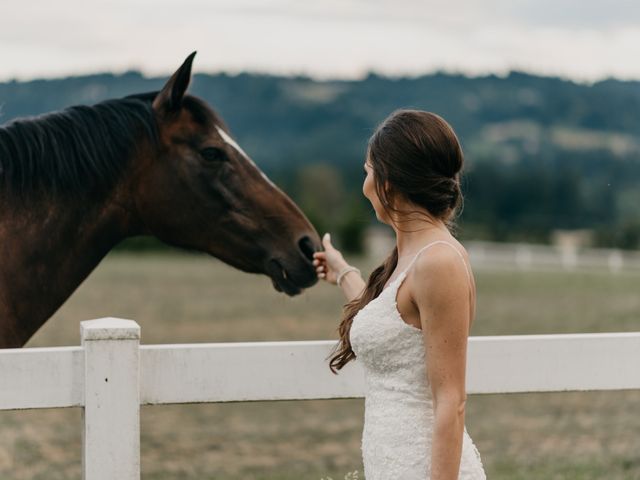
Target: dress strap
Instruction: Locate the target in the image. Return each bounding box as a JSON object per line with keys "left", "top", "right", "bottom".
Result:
{"left": 399, "top": 240, "right": 472, "bottom": 283}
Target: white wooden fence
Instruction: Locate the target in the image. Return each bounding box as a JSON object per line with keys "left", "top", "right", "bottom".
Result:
{"left": 1, "top": 318, "right": 640, "bottom": 479}
{"left": 466, "top": 241, "right": 640, "bottom": 272}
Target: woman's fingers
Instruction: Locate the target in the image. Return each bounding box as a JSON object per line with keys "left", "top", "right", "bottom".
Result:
{"left": 313, "top": 260, "right": 328, "bottom": 278}
{"left": 313, "top": 248, "right": 332, "bottom": 281}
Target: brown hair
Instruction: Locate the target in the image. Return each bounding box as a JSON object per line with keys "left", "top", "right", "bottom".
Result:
{"left": 327, "top": 109, "right": 464, "bottom": 374}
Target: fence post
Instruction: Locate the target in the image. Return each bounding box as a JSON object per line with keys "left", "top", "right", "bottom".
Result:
{"left": 608, "top": 250, "right": 623, "bottom": 273}
{"left": 561, "top": 246, "right": 578, "bottom": 271}
{"left": 81, "top": 318, "right": 141, "bottom": 480}
{"left": 515, "top": 245, "right": 533, "bottom": 270}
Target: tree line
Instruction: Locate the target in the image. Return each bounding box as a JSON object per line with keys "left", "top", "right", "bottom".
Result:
{"left": 1, "top": 69, "right": 639, "bottom": 252}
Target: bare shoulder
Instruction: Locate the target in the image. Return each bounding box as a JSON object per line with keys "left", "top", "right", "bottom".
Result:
{"left": 412, "top": 240, "right": 470, "bottom": 278}
{"left": 408, "top": 240, "right": 472, "bottom": 307}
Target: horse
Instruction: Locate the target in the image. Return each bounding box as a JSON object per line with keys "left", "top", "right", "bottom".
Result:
{"left": 0, "top": 52, "right": 322, "bottom": 348}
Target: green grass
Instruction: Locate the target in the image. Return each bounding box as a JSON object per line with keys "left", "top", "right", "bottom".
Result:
{"left": 1, "top": 252, "right": 640, "bottom": 479}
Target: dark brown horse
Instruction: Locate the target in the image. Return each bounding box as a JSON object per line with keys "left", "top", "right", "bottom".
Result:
{"left": 0, "top": 52, "right": 321, "bottom": 348}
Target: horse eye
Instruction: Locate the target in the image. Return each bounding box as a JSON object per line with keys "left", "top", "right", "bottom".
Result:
{"left": 200, "top": 147, "right": 226, "bottom": 162}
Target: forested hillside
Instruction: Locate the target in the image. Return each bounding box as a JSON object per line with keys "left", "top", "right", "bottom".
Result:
{"left": 2, "top": 70, "right": 639, "bottom": 249}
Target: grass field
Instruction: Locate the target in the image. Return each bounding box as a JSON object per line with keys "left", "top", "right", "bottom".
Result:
{"left": 1, "top": 252, "right": 640, "bottom": 479}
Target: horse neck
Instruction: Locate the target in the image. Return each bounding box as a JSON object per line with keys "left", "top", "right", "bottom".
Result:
{"left": 0, "top": 187, "right": 138, "bottom": 348}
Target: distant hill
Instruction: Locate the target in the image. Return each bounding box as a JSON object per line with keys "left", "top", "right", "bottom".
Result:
{"left": 2, "top": 70, "right": 639, "bottom": 248}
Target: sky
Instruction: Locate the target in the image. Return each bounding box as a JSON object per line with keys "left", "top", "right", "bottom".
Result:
{"left": 1, "top": 0, "right": 640, "bottom": 83}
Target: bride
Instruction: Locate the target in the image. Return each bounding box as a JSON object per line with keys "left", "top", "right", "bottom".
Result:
{"left": 313, "top": 109, "right": 486, "bottom": 479}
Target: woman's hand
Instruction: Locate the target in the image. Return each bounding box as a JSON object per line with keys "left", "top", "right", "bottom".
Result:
{"left": 312, "top": 233, "right": 349, "bottom": 285}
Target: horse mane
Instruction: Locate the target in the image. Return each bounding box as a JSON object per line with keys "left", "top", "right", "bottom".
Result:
{"left": 0, "top": 94, "right": 159, "bottom": 199}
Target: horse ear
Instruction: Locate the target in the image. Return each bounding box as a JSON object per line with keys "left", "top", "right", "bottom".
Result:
{"left": 153, "top": 51, "right": 197, "bottom": 113}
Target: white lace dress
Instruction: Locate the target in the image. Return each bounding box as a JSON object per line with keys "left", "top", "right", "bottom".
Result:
{"left": 349, "top": 241, "right": 487, "bottom": 479}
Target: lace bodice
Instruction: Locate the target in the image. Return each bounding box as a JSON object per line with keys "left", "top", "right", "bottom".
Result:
{"left": 349, "top": 241, "right": 486, "bottom": 479}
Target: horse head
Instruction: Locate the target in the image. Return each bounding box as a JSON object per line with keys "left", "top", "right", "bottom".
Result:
{"left": 132, "top": 52, "right": 321, "bottom": 295}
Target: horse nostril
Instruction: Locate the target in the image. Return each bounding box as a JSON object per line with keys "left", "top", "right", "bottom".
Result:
{"left": 298, "top": 235, "right": 317, "bottom": 261}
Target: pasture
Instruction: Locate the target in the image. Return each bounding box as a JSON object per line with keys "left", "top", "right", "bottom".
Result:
{"left": 1, "top": 252, "right": 639, "bottom": 479}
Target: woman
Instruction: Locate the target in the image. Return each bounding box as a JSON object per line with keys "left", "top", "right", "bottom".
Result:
{"left": 312, "top": 110, "right": 486, "bottom": 479}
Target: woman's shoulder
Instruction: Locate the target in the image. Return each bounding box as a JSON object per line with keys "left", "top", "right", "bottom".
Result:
{"left": 416, "top": 238, "right": 469, "bottom": 268}
{"left": 408, "top": 239, "right": 472, "bottom": 296}
{"left": 414, "top": 241, "right": 468, "bottom": 273}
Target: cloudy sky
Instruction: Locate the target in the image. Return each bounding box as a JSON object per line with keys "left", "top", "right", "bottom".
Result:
{"left": 1, "top": 0, "right": 639, "bottom": 82}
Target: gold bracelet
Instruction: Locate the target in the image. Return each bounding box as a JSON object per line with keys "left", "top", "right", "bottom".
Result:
{"left": 336, "top": 265, "right": 361, "bottom": 286}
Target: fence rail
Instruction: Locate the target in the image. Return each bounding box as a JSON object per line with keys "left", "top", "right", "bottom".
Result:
{"left": 2, "top": 318, "right": 640, "bottom": 479}
{"left": 466, "top": 241, "right": 640, "bottom": 272}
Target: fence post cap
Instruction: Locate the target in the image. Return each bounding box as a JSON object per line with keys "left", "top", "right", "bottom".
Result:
{"left": 81, "top": 317, "right": 140, "bottom": 341}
